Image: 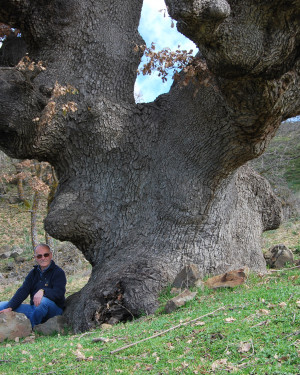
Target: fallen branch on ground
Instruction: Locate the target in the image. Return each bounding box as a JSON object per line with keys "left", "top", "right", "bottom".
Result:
{"left": 268, "top": 265, "right": 300, "bottom": 272}
{"left": 110, "top": 306, "right": 225, "bottom": 354}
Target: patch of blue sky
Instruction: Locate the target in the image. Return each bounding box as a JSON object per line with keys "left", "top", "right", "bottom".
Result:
{"left": 135, "top": 0, "right": 197, "bottom": 103}
{"left": 135, "top": 1, "right": 299, "bottom": 123}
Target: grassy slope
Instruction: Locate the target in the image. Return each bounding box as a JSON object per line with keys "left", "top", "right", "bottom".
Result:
{"left": 0, "top": 270, "right": 299, "bottom": 374}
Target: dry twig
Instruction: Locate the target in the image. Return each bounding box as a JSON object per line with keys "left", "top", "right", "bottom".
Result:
{"left": 110, "top": 306, "right": 225, "bottom": 354}
{"left": 268, "top": 265, "right": 300, "bottom": 272}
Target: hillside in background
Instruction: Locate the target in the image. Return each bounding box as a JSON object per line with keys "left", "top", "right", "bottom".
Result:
{"left": 251, "top": 120, "right": 300, "bottom": 219}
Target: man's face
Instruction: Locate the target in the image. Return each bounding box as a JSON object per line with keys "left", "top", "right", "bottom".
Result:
{"left": 34, "top": 245, "right": 52, "bottom": 270}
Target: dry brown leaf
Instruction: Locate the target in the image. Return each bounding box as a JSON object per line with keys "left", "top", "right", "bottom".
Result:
{"left": 278, "top": 355, "right": 289, "bottom": 362}
{"left": 296, "top": 300, "right": 300, "bottom": 308}
{"left": 166, "top": 342, "right": 175, "bottom": 349}
{"left": 195, "top": 321, "right": 205, "bottom": 326}
{"left": 211, "top": 358, "right": 228, "bottom": 370}
{"left": 279, "top": 302, "right": 287, "bottom": 308}
{"left": 211, "top": 358, "right": 238, "bottom": 372}
{"left": 258, "top": 309, "right": 270, "bottom": 315}
{"left": 73, "top": 349, "right": 86, "bottom": 361}
{"left": 225, "top": 317, "right": 236, "bottom": 323}
{"left": 238, "top": 341, "right": 251, "bottom": 353}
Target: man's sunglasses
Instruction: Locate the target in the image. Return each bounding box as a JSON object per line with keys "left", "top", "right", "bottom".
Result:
{"left": 35, "top": 253, "right": 50, "bottom": 259}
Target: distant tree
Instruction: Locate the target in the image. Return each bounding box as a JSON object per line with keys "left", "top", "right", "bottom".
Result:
{"left": 0, "top": 158, "right": 55, "bottom": 249}
{"left": 0, "top": 0, "right": 299, "bottom": 332}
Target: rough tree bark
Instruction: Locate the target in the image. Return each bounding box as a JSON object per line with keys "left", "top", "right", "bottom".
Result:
{"left": 0, "top": 0, "right": 299, "bottom": 332}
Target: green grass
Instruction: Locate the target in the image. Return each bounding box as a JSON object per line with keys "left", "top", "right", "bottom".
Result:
{"left": 0, "top": 270, "right": 299, "bottom": 374}
{"left": 262, "top": 218, "right": 300, "bottom": 253}
{"left": 285, "top": 156, "right": 300, "bottom": 192}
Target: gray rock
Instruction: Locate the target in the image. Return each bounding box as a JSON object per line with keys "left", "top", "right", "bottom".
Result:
{"left": 0, "top": 246, "right": 23, "bottom": 259}
{"left": 34, "top": 315, "right": 68, "bottom": 335}
{"left": 172, "top": 264, "right": 202, "bottom": 289}
{"left": 165, "top": 289, "right": 197, "bottom": 314}
{"left": 0, "top": 252, "right": 10, "bottom": 259}
{"left": 107, "top": 317, "right": 119, "bottom": 325}
{"left": 0, "top": 245, "right": 11, "bottom": 254}
{"left": 10, "top": 246, "right": 24, "bottom": 259}
{"left": 170, "top": 287, "right": 182, "bottom": 295}
{"left": 264, "top": 244, "right": 294, "bottom": 269}
{"left": 4, "top": 262, "right": 15, "bottom": 271}
{"left": 8, "top": 196, "right": 20, "bottom": 204}
{"left": 0, "top": 312, "right": 32, "bottom": 342}
{"left": 195, "top": 279, "right": 205, "bottom": 291}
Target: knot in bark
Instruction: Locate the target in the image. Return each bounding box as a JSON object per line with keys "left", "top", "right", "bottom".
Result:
{"left": 166, "top": 0, "right": 230, "bottom": 19}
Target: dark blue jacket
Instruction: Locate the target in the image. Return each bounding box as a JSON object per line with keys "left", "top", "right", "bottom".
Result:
{"left": 7, "top": 261, "right": 66, "bottom": 310}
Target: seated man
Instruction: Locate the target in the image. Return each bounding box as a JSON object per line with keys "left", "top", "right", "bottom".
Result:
{"left": 0, "top": 243, "right": 66, "bottom": 328}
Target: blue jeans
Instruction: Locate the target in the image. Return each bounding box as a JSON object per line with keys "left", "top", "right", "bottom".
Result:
{"left": 0, "top": 297, "right": 63, "bottom": 328}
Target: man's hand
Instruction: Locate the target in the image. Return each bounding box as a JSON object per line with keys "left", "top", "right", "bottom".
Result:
{"left": 33, "top": 289, "right": 44, "bottom": 307}
{"left": 0, "top": 307, "right": 12, "bottom": 313}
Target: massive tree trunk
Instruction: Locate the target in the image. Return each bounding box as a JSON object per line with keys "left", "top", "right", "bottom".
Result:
{"left": 0, "top": 0, "right": 299, "bottom": 332}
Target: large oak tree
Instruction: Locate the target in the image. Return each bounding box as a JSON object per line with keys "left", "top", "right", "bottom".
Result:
{"left": 0, "top": 0, "right": 299, "bottom": 332}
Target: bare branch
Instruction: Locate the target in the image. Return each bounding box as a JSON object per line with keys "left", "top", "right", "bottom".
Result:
{"left": 110, "top": 306, "right": 225, "bottom": 354}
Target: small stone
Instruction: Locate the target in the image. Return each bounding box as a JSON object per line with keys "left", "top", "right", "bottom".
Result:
{"left": 165, "top": 289, "right": 197, "bottom": 313}
{"left": 107, "top": 317, "right": 119, "bottom": 325}
{"left": 0, "top": 252, "right": 10, "bottom": 259}
{"left": 205, "top": 269, "right": 246, "bottom": 289}
{"left": 34, "top": 315, "right": 68, "bottom": 335}
{"left": 0, "top": 312, "right": 32, "bottom": 342}
{"left": 264, "top": 244, "right": 294, "bottom": 269}
{"left": 101, "top": 323, "right": 113, "bottom": 330}
{"left": 172, "top": 264, "right": 202, "bottom": 289}
{"left": 10, "top": 246, "right": 24, "bottom": 259}
{"left": 0, "top": 245, "right": 11, "bottom": 254}
{"left": 4, "top": 262, "right": 15, "bottom": 271}
{"left": 170, "top": 287, "right": 181, "bottom": 295}
{"left": 195, "top": 279, "right": 205, "bottom": 291}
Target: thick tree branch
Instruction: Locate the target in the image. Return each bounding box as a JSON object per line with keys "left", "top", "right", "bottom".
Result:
{"left": 167, "top": 0, "right": 300, "bottom": 78}
{"left": 0, "top": 0, "right": 28, "bottom": 29}
{"left": 0, "top": 0, "right": 145, "bottom": 162}
{"left": 162, "top": 0, "right": 299, "bottom": 172}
